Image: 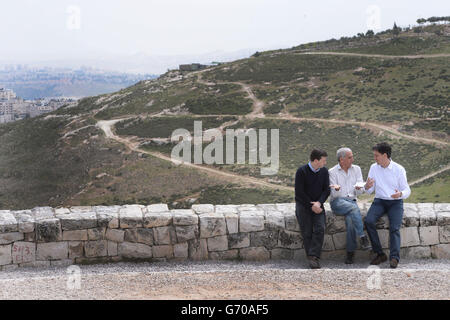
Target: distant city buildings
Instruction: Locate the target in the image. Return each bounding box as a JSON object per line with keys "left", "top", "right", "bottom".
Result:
{"left": 0, "top": 87, "right": 76, "bottom": 124}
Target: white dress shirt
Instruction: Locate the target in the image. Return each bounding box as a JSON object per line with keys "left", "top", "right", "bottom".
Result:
{"left": 365, "top": 159, "right": 411, "bottom": 200}
{"left": 329, "top": 164, "right": 365, "bottom": 201}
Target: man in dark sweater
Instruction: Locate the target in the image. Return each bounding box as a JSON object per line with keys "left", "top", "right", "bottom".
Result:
{"left": 295, "top": 149, "right": 331, "bottom": 269}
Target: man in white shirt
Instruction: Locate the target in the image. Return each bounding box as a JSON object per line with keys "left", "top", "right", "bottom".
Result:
{"left": 329, "top": 147, "right": 371, "bottom": 264}
{"left": 364, "top": 142, "right": 411, "bottom": 268}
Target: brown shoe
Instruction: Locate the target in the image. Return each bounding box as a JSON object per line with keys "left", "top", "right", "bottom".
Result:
{"left": 308, "top": 256, "right": 321, "bottom": 269}
{"left": 370, "top": 253, "right": 387, "bottom": 265}
{"left": 390, "top": 258, "right": 399, "bottom": 268}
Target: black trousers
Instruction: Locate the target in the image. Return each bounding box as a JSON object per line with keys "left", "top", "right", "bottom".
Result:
{"left": 295, "top": 201, "right": 326, "bottom": 259}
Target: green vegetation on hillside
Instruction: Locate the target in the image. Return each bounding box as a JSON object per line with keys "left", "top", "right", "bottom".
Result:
{"left": 115, "top": 116, "right": 238, "bottom": 138}
{"left": 407, "top": 170, "right": 450, "bottom": 203}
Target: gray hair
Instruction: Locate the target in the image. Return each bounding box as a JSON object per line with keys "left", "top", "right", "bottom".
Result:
{"left": 337, "top": 147, "right": 352, "bottom": 162}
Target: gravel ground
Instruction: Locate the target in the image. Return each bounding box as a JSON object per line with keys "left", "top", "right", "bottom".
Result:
{"left": 1, "top": 259, "right": 449, "bottom": 300}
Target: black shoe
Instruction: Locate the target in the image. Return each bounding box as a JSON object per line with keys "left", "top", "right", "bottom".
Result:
{"left": 345, "top": 252, "right": 354, "bottom": 264}
{"left": 370, "top": 253, "right": 387, "bottom": 265}
{"left": 390, "top": 258, "right": 399, "bottom": 268}
{"left": 308, "top": 256, "right": 321, "bottom": 269}
{"left": 360, "top": 236, "right": 372, "bottom": 251}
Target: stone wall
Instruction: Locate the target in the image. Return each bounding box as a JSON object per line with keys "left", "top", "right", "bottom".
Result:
{"left": 1, "top": 203, "right": 449, "bottom": 270}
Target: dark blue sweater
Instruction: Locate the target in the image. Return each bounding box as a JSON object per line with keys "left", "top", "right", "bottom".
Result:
{"left": 295, "top": 164, "right": 330, "bottom": 208}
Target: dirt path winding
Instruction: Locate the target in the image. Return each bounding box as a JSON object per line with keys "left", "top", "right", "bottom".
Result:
{"left": 96, "top": 119, "right": 293, "bottom": 192}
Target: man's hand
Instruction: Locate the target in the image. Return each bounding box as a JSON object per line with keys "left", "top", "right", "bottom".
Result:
{"left": 391, "top": 189, "right": 402, "bottom": 199}
{"left": 310, "top": 201, "right": 323, "bottom": 214}
{"left": 330, "top": 184, "right": 341, "bottom": 191}
{"left": 365, "top": 178, "right": 375, "bottom": 190}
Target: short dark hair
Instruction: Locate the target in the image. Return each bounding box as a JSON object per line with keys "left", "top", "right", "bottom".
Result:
{"left": 372, "top": 142, "right": 392, "bottom": 158}
{"left": 310, "top": 149, "right": 328, "bottom": 162}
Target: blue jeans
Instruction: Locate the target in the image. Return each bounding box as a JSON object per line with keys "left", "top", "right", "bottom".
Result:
{"left": 364, "top": 198, "right": 403, "bottom": 261}
{"left": 330, "top": 198, "right": 365, "bottom": 252}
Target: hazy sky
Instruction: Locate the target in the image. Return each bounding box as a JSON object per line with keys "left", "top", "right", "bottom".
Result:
{"left": 0, "top": 0, "right": 448, "bottom": 62}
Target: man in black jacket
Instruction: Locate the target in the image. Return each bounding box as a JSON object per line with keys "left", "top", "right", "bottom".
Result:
{"left": 295, "top": 149, "right": 331, "bottom": 269}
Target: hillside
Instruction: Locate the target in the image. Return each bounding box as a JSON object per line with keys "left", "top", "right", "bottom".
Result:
{"left": 0, "top": 22, "right": 449, "bottom": 210}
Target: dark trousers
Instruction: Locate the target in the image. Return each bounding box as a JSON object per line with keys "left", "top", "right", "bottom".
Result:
{"left": 364, "top": 198, "right": 404, "bottom": 261}
{"left": 295, "top": 201, "right": 326, "bottom": 258}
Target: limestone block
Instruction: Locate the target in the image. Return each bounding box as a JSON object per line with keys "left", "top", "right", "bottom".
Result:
{"left": 106, "top": 228, "right": 125, "bottom": 243}
{"left": 284, "top": 213, "right": 300, "bottom": 232}
{"left": 278, "top": 230, "right": 303, "bottom": 249}
{"left": 191, "top": 204, "right": 214, "bottom": 214}
{"left": 36, "top": 219, "right": 62, "bottom": 242}
{"left": 107, "top": 241, "right": 118, "bottom": 256}
{"left": 322, "top": 234, "right": 335, "bottom": 251}
{"left": 146, "top": 204, "right": 169, "bottom": 213}
{"left": 239, "top": 212, "right": 264, "bottom": 232}
{"left": 400, "top": 246, "right": 431, "bottom": 259}
{"left": 0, "top": 244, "right": 12, "bottom": 266}
{"left": 332, "top": 232, "right": 347, "bottom": 250}
{"left": 209, "top": 250, "right": 239, "bottom": 260}
{"left": 228, "top": 233, "right": 250, "bottom": 249}
{"left": 57, "top": 211, "right": 97, "bottom": 230}
{"left": 271, "top": 248, "right": 293, "bottom": 260}
{"left": 172, "top": 209, "right": 198, "bottom": 226}
{"left": 275, "top": 203, "right": 295, "bottom": 214}
{"left": 207, "top": 235, "right": 228, "bottom": 252}
{"left": 434, "top": 203, "right": 450, "bottom": 212}
{"left": 153, "top": 226, "right": 176, "bottom": 245}
{"left": 264, "top": 211, "right": 285, "bottom": 230}
{"left": 419, "top": 226, "right": 440, "bottom": 245}
{"left": 224, "top": 212, "right": 238, "bottom": 234}
{"left": 378, "top": 229, "right": 390, "bottom": 249}
{"left": 418, "top": 204, "right": 437, "bottom": 226}
{"left": 250, "top": 230, "right": 278, "bottom": 249}
{"left": 200, "top": 213, "right": 226, "bottom": 238}
{"left": 437, "top": 211, "right": 450, "bottom": 226}
{"left": 431, "top": 244, "right": 450, "bottom": 259}
{"left": 143, "top": 211, "right": 172, "bottom": 228}
{"left": 13, "top": 211, "right": 35, "bottom": 233}
{"left": 174, "top": 242, "right": 188, "bottom": 258}
{"left": 31, "top": 207, "right": 55, "bottom": 220}
{"left": 439, "top": 225, "right": 450, "bottom": 243}
{"left": 63, "top": 230, "right": 88, "bottom": 241}
{"left": 37, "top": 242, "right": 68, "bottom": 260}
{"left": 239, "top": 247, "right": 270, "bottom": 261}
{"left": 54, "top": 207, "right": 70, "bottom": 215}
{"left": 68, "top": 241, "right": 84, "bottom": 259}
{"left": 215, "top": 205, "right": 238, "bottom": 214}
{"left": 152, "top": 245, "right": 174, "bottom": 258}
{"left": 175, "top": 225, "right": 198, "bottom": 242}
{"left": 88, "top": 227, "right": 106, "bottom": 240}
{"left": 118, "top": 242, "right": 152, "bottom": 259}
{"left": 136, "top": 228, "right": 154, "bottom": 245}
{"left": 50, "top": 259, "right": 74, "bottom": 267}
{"left": 237, "top": 204, "right": 258, "bottom": 212}
{"left": 95, "top": 206, "right": 120, "bottom": 228}
{"left": 119, "top": 205, "right": 144, "bottom": 228}
{"left": 293, "top": 249, "right": 307, "bottom": 261}
{"left": 403, "top": 204, "right": 420, "bottom": 227}
{"left": 400, "top": 227, "right": 420, "bottom": 247}
{"left": 0, "top": 211, "right": 18, "bottom": 233}
{"left": 0, "top": 232, "right": 24, "bottom": 245}
{"left": 188, "top": 238, "right": 208, "bottom": 260}
{"left": 256, "top": 204, "right": 277, "bottom": 211}
{"left": 326, "top": 213, "right": 347, "bottom": 234}
{"left": 84, "top": 240, "right": 108, "bottom": 257}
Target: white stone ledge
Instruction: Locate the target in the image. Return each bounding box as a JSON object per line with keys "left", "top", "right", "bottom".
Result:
{"left": 0, "top": 202, "right": 449, "bottom": 269}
